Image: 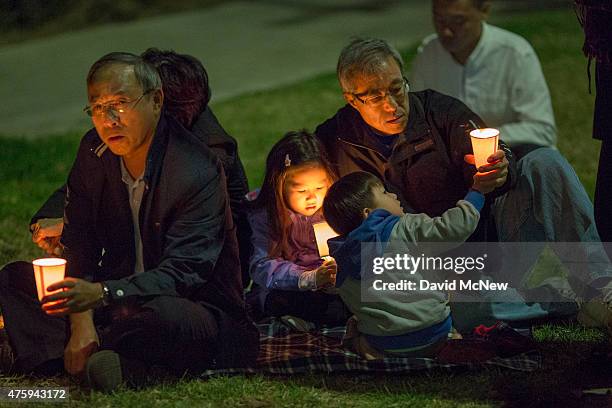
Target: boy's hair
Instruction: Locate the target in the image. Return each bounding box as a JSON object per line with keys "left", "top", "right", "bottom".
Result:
{"left": 323, "top": 171, "right": 384, "bottom": 236}
{"left": 252, "top": 130, "right": 336, "bottom": 259}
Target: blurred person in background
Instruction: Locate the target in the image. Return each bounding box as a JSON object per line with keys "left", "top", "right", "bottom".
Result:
{"left": 410, "top": 0, "right": 556, "bottom": 159}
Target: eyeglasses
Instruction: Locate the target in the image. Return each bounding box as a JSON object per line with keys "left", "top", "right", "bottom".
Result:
{"left": 351, "top": 77, "right": 409, "bottom": 108}
{"left": 83, "top": 90, "right": 152, "bottom": 118}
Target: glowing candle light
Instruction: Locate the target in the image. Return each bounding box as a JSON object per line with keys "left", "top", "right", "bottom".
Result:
{"left": 313, "top": 222, "right": 338, "bottom": 258}
{"left": 469, "top": 128, "right": 499, "bottom": 169}
{"left": 32, "top": 258, "right": 66, "bottom": 301}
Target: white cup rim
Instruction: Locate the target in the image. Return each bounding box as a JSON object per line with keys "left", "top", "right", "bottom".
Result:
{"left": 469, "top": 128, "right": 499, "bottom": 139}
{"left": 32, "top": 257, "right": 67, "bottom": 267}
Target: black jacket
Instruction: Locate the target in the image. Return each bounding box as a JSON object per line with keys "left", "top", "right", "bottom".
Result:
{"left": 315, "top": 90, "right": 517, "bottom": 239}
{"left": 61, "top": 114, "right": 257, "bottom": 366}
{"left": 191, "top": 107, "right": 252, "bottom": 285}
{"left": 30, "top": 107, "right": 253, "bottom": 286}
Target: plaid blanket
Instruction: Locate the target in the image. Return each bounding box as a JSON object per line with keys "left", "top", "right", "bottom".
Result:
{"left": 201, "top": 319, "right": 541, "bottom": 377}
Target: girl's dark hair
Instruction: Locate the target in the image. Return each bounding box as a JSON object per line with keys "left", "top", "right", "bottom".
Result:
{"left": 141, "top": 48, "right": 211, "bottom": 129}
{"left": 252, "top": 130, "right": 336, "bottom": 260}
{"left": 323, "top": 171, "right": 384, "bottom": 236}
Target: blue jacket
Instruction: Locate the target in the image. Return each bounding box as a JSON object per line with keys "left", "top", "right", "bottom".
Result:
{"left": 328, "top": 209, "right": 399, "bottom": 287}
{"left": 327, "top": 196, "right": 482, "bottom": 341}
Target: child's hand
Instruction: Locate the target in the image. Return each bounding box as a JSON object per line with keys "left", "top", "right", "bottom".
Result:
{"left": 315, "top": 257, "right": 337, "bottom": 289}
{"left": 471, "top": 172, "right": 496, "bottom": 195}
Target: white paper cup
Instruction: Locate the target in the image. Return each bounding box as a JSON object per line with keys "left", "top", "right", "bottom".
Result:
{"left": 469, "top": 128, "right": 499, "bottom": 169}
{"left": 32, "top": 258, "right": 66, "bottom": 301}
{"left": 313, "top": 222, "right": 339, "bottom": 258}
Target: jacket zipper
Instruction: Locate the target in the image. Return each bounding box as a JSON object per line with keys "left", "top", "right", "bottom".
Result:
{"left": 337, "top": 137, "right": 388, "bottom": 162}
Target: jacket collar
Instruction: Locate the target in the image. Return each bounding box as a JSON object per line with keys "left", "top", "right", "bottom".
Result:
{"left": 389, "top": 93, "right": 436, "bottom": 166}
{"left": 404, "top": 92, "right": 433, "bottom": 142}
{"left": 191, "top": 107, "right": 236, "bottom": 151}
{"left": 337, "top": 94, "right": 435, "bottom": 154}
{"left": 142, "top": 114, "right": 169, "bottom": 188}
{"left": 329, "top": 209, "right": 400, "bottom": 286}
{"left": 89, "top": 114, "right": 171, "bottom": 195}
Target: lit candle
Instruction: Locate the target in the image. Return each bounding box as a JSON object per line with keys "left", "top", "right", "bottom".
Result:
{"left": 469, "top": 128, "right": 499, "bottom": 169}
{"left": 32, "top": 258, "right": 66, "bottom": 301}
{"left": 312, "top": 222, "right": 339, "bottom": 258}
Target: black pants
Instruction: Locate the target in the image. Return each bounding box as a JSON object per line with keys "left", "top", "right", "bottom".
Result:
{"left": 594, "top": 60, "right": 612, "bottom": 253}
{"left": 0, "top": 261, "right": 235, "bottom": 376}
{"left": 263, "top": 290, "right": 350, "bottom": 326}
{"left": 595, "top": 138, "right": 612, "bottom": 261}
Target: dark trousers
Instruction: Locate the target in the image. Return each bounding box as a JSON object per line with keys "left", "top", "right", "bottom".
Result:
{"left": 595, "top": 138, "right": 612, "bottom": 253}
{"left": 0, "top": 261, "right": 226, "bottom": 376}
{"left": 263, "top": 290, "right": 350, "bottom": 326}
{"left": 594, "top": 60, "right": 612, "bottom": 254}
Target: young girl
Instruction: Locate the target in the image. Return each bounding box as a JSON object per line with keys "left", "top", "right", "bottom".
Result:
{"left": 248, "top": 130, "right": 349, "bottom": 326}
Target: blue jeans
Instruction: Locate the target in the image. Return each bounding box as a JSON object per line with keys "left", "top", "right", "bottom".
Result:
{"left": 452, "top": 148, "right": 612, "bottom": 330}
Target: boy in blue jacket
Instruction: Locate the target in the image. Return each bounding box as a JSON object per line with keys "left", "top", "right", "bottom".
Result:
{"left": 323, "top": 171, "right": 488, "bottom": 358}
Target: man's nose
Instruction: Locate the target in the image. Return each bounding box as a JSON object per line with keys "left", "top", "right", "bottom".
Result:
{"left": 383, "top": 94, "right": 399, "bottom": 111}
{"left": 101, "top": 108, "right": 120, "bottom": 127}
{"left": 441, "top": 26, "right": 454, "bottom": 38}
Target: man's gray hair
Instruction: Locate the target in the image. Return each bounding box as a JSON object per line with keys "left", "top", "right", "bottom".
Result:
{"left": 337, "top": 38, "right": 404, "bottom": 93}
{"left": 87, "top": 52, "right": 161, "bottom": 91}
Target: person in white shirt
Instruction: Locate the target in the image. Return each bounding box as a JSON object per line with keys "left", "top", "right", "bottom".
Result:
{"left": 410, "top": 0, "right": 557, "bottom": 158}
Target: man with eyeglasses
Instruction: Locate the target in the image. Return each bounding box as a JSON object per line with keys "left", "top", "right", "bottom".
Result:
{"left": 0, "top": 52, "right": 258, "bottom": 390}
{"left": 27, "top": 48, "right": 252, "bottom": 289}
{"left": 409, "top": 0, "right": 556, "bottom": 159}
{"left": 315, "top": 37, "right": 612, "bottom": 335}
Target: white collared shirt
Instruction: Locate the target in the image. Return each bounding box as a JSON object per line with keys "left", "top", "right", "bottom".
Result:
{"left": 409, "top": 22, "right": 557, "bottom": 148}
{"left": 120, "top": 159, "right": 145, "bottom": 275}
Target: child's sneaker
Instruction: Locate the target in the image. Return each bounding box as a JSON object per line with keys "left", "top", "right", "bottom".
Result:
{"left": 577, "top": 298, "right": 612, "bottom": 336}
{"left": 473, "top": 322, "right": 536, "bottom": 357}
{"left": 280, "top": 315, "right": 315, "bottom": 332}
{"left": 576, "top": 279, "right": 612, "bottom": 336}
{"left": 539, "top": 276, "right": 584, "bottom": 307}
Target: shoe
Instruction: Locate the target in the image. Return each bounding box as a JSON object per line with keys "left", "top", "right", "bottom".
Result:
{"left": 86, "top": 350, "right": 173, "bottom": 392}
{"left": 473, "top": 322, "right": 536, "bottom": 358}
{"left": 600, "top": 282, "right": 612, "bottom": 309}
{"left": 85, "top": 350, "right": 123, "bottom": 392}
{"left": 539, "top": 276, "right": 584, "bottom": 307}
{"left": 577, "top": 298, "right": 612, "bottom": 336}
{"left": 280, "top": 315, "right": 315, "bottom": 332}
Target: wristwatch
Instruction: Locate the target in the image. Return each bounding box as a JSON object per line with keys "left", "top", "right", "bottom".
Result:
{"left": 99, "top": 282, "right": 111, "bottom": 307}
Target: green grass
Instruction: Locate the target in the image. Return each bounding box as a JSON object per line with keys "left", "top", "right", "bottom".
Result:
{"left": 0, "top": 8, "right": 610, "bottom": 408}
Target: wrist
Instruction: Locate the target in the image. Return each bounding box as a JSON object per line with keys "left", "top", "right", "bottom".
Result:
{"left": 99, "top": 282, "right": 111, "bottom": 307}
{"left": 298, "top": 269, "right": 318, "bottom": 291}
{"left": 69, "top": 310, "right": 94, "bottom": 331}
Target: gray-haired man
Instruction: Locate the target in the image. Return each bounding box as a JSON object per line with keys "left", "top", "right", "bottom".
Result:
{"left": 315, "top": 38, "right": 612, "bottom": 334}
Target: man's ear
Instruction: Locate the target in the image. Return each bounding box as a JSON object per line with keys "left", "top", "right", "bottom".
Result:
{"left": 362, "top": 207, "right": 372, "bottom": 219}
{"left": 343, "top": 92, "right": 359, "bottom": 109}
{"left": 152, "top": 88, "right": 164, "bottom": 113}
